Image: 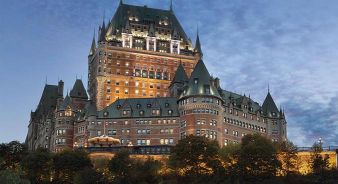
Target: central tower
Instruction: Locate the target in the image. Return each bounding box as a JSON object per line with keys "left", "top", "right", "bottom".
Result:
{"left": 88, "top": 1, "right": 201, "bottom": 110}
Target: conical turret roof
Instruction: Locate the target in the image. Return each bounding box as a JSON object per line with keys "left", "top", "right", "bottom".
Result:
{"left": 262, "top": 92, "right": 279, "bottom": 115}
{"left": 194, "top": 31, "right": 203, "bottom": 57}
{"left": 99, "top": 21, "right": 106, "bottom": 42}
{"left": 89, "top": 33, "right": 96, "bottom": 56}
{"left": 171, "top": 63, "right": 188, "bottom": 84}
{"left": 179, "top": 59, "right": 221, "bottom": 99}
{"left": 70, "top": 79, "right": 88, "bottom": 99}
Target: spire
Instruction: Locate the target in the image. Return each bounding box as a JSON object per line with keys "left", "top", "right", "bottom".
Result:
{"left": 171, "top": 63, "right": 188, "bottom": 84}
{"left": 170, "top": 0, "right": 173, "bottom": 11}
{"left": 194, "top": 26, "right": 203, "bottom": 58}
{"left": 262, "top": 91, "right": 279, "bottom": 115}
{"left": 89, "top": 30, "right": 96, "bottom": 56}
{"left": 120, "top": 0, "right": 123, "bottom": 5}
{"left": 99, "top": 18, "right": 106, "bottom": 42}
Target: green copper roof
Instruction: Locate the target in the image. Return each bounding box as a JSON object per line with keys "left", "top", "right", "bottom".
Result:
{"left": 108, "top": 2, "right": 191, "bottom": 45}
{"left": 70, "top": 79, "right": 88, "bottom": 99}
{"left": 99, "top": 20, "right": 106, "bottom": 42}
{"left": 98, "top": 97, "right": 179, "bottom": 119}
{"left": 221, "top": 90, "right": 262, "bottom": 112}
{"left": 59, "top": 94, "right": 71, "bottom": 111}
{"left": 194, "top": 32, "right": 203, "bottom": 57}
{"left": 85, "top": 101, "right": 97, "bottom": 117}
{"left": 33, "top": 84, "right": 58, "bottom": 118}
{"left": 89, "top": 33, "right": 96, "bottom": 56}
{"left": 171, "top": 63, "right": 188, "bottom": 85}
{"left": 262, "top": 92, "right": 279, "bottom": 115}
{"left": 179, "top": 59, "right": 221, "bottom": 99}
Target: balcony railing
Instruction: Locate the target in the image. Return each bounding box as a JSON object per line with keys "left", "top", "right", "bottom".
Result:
{"left": 85, "top": 145, "right": 173, "bottom": 155}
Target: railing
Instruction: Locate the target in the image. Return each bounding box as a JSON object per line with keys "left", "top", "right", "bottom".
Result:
{"left": 85, "top": 145, "right": 174, "bottom": 155}
{"left": 297, "top": 146, "right": 338, "bottom": 152}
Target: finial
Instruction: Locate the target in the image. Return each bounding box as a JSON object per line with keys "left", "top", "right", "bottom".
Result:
{"left": 170, "top": 0, "right": 173, "bottom": 11}
{"left": 76, "top": 74, "right": 78, "bottom": 80}
{"left": 120, "top": 0, "right": 123, "bottom": 5}
{"left": 45, "top": 76, "right": 48, "bottom": 84}
{"left": 268, "top": 83, "right": 270, "bottom": 93}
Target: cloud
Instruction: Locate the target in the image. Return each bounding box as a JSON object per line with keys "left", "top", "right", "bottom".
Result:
{"left": 1, "top": 0, "right": 338, "bottom": 146}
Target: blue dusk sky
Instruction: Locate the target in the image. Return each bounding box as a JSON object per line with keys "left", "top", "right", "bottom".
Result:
{"left": 1, "top": 0, "right": 338, "bottom": 147}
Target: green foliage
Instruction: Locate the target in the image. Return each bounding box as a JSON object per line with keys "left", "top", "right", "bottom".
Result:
{"left": 0, "top": 169, "right": 30, "bottom": 184}
{"left": 52, "top": 149, "right": 92, "bottom": 184}
{"left": 108, "top": 149, "right": 133, "bottom": 184}
{"left": 168, "top": 135, "right": 222, "bottom": 183}
{"left": 0, "top": 141, "right": 27, "bottom": 170}
{"left": 310, "top": 142, "right": 330, "bottom": 182}
{"left": 131, "top": 157, "right": 162, "bottom": 184}
{"left": 73, "top": 167, "right": 105, "bottom": 184}
{"left": 278, "top": 141, "right": 299, "bottom": 176}
{"left": 108, "top": 150, "right": 163, "bottom": 184}
{"left": 237, "top": 134, "right": 281, "bottom": 181}
{"left": 21, "top": 148, "right": 52, "bottom": 184}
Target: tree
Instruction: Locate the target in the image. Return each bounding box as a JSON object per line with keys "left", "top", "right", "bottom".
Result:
{"left": 0, "top": 170, "right": 30, "bottom": 184}
{"left": 311, "top": 143, "right": 329, "bottom": 175}
{"left": 277, "top": 141, "right": 299, "bottom": 176}
{"left": 168, "top": 135, "right": 222, "bottom": 183}
{"left": 21, "top": 148, "right": 52, "bottom": 183}
{"left": 73, "top": 167, "right": 105, "bottom": 184}
{"left": 0, "top": 141, "right": 27, "bottom": 170}
{"left": 130, "top": 157, "right": 162, "bottom": 184}
{"left": 237, "top": 134, "right": 281, "bottom": 182}
{"left": 219, "top": 143, "right": 241, "bottom": 183}
{"left": 53, "top": 149, "right": 92, "bottom": 183}
{"left": 108, "top": 149, "right": 133, "bottom": 184}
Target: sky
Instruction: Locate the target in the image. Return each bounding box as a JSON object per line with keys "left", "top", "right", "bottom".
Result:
{"left": 1, "top": 0, "right": 338, "bottom": 147}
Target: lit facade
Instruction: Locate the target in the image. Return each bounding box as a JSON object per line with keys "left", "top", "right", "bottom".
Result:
{"left": 26, "top": 1, "right": 287, "bottom": 152}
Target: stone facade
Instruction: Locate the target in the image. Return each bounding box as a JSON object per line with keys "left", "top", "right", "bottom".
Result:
{"left": 26, "top": 1, "right": 287, "bottom": 152}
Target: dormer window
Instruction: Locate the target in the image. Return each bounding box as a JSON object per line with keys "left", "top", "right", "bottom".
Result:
{"left": 122, "top": 110, "right": 130, "bottom": 116}
{"left": 204, "top": 85, "right": 210, "bottom": 94}
{"left": 165, "top": 103, "right": 169, "bottom": 107}
{"left": 194, "top": 78, "right": 198, "bottom": 84}
{"left": 136, "top": 104, "right": 141, "bottom": 109}
{"left": 168, "top": 110, "right": 173, "bottom": 115}
{"left": 139, "top": 110, "right": 144, "bottom": 116}
{"left": 117, "top": 105, "right": 121, "bottom": 109}
{"left": 147, "top": 104, "right": 151, "bottom": 108}
{"left": 103, "top": 112, "right": 109, "bottom": 117}
{"left": 152, "top": 109, "right": 160, "bottom": 115}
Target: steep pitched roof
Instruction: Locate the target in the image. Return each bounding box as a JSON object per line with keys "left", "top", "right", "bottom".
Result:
{"left": 108, "top": 2, "right": 191, "bottom": 45}
{"left": 70, "top": 79, "right": 88, "bottom": 99}
{"left": 99, "top": 20, "right": 106, "bottom": 42}
{"left": 262, "top": 92, "right": 279, "bottom": 115}
{"left": 98, "top": 97, "right": 179, "bottom": 118}
{"left": 89, "top": 34, "right": 96, "bottom": 56}
{"left": 33, "top": 84, "right": 59, "bottom": 117}
{"left": 221, "top": 90, "right": 261, "bottom": 112}
{"left": 171, "top": 63, "right": 188, "bottom": 84}
{"left": 180, "top": 59, "right": 221, "bottom": 99}
{"left": 59, "top": 94, "right": 72, "bottom": 111}
{"left": 194, "top": 32, "right": 203, "bottom": 57}
{"left": 85, "top": 101, "right": 97, "bottom": 117}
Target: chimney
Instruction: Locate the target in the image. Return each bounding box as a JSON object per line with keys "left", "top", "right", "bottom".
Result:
{"left": 214, "top": 77, "right": 220, "bottom": 89}
{"left": 58, "top": 80, "right": 64, "bottom": 97}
